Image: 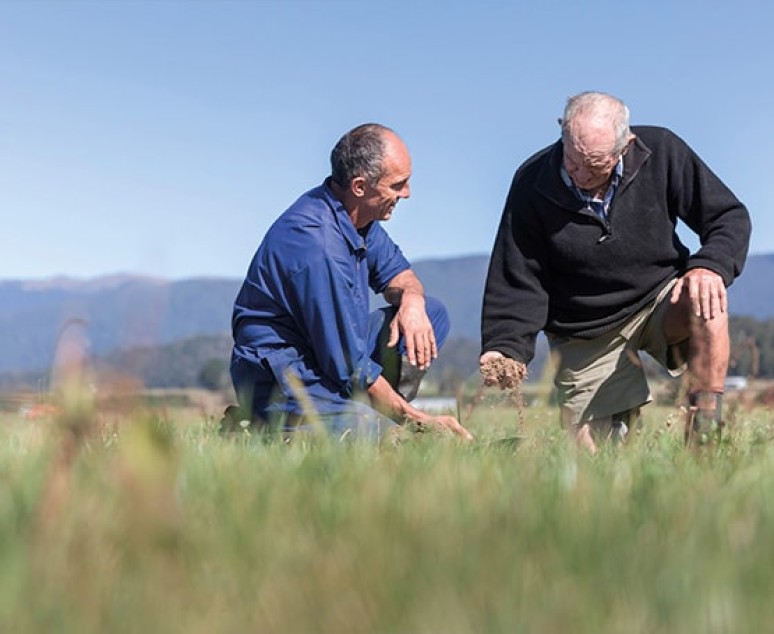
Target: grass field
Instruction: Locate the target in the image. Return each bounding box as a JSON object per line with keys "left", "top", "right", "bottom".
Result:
{"left": 1, "top": 388, "right": 774, "bottom": 633}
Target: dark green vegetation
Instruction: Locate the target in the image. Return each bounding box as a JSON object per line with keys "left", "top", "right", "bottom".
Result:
{"left": 1, "top": 253, "right": 773, "bottom": 379}
{"left": 2, "top": 389, "right": 774, "bottom": 632}
{"left": 2, "top": 315, "right": 774, "bottom": 394}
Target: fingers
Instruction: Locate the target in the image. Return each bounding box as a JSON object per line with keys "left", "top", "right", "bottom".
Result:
{"left": 688, "top": 276, "right": 703, "bottom": 318}
{"left": 414, "top": 330, "right": 436, "bottom": 370}
{"left": 479, "top": 351, "right": 504, "bottom": 365}
{"left": 396, "top": 312, "right": 436, "bottom": 370}
{"left": 670, "top": 277, "right": 684, "bottom": 305}
{"left": 479, "top": 351, "right": 504, "bottom": 386}
{"left": 709, "top": 276, "right": 727, "bottom": 318}
{"left": 403, "top": 332, "right": 430, "bottom": 370}
{"left": 387, "top": 319, "right": 400, "bottom": 352}
{"left": 683, "top": 270, "right": 726, "bottom": 320}
{"left": 431, "top": 415, "right": 474, "bottom": 441}
{"left": 403, "top": 333, "right": 417, "bottom": 367}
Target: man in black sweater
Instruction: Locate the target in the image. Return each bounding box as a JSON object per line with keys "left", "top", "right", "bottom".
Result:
{"left": 480, "top": 91, "right": 751, "bottom": 451}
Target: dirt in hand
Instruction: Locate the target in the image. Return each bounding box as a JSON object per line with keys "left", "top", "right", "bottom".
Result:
{"left": 480, "top": 356, "right": 527, "bottom": 389}
{"left": 478, "top": 356, "right": 528, "bottom": 430}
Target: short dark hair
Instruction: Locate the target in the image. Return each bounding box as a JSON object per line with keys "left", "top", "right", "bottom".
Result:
{"left": 330, "top": 123, "right": 393, "bottom": 187}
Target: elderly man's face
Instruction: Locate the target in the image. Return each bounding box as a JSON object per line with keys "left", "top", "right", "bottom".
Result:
{"left": 563, "top": 142, "right": 619, "bottom": 192}
{"left": 562, "top": 115, "right": 622, "bottom": 192}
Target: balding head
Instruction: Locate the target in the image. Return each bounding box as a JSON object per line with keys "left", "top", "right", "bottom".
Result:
{"left": 330, "top": 123, "right": 397, "bottom": 188}
{"left": 327, "top": 124, "right": 411, "bottom": 228}
{"left": 559, "top": 92, "right": 635, "bottom": 192}
{"left": 561, "top": 92, "right": 632, "bottom": 156}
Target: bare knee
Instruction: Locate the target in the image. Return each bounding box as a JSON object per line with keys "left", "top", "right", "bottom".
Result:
{"left": 664, "top": 285, "right": 729, "bottom": 345}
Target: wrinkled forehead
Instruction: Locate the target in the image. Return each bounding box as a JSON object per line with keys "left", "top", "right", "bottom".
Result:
{"left": 563, "top": 141, "right": 616, "bottom": 168}
{"left": 564, "top": 119, "right": 618, "bottom": 162}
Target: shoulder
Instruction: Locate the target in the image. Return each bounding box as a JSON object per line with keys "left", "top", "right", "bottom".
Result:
{"left": 504, "top": 141, "right": 561, "bottom": 209}
{"left": 271, "top": 186, "right": 331, "bottom": 239}
{"left": 514, "top": 142, "right": 556, "bottom": 180}
{"left": 632, "top": 125, "right": 691, "bottom": 151}
{"left": 261, "top": 186, "right": 335, "bottom": 266}
{"left": 284, "top": 184, "right": 330, "bottom": 225}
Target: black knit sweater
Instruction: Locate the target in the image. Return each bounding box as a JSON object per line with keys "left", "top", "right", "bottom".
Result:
{"left": 481, "top": 126, "right": 751, "bottom": 364}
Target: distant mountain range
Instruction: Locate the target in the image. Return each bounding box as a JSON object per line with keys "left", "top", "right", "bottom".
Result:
{"left": 1, "top": 253, "right": 772, "bottom": 376}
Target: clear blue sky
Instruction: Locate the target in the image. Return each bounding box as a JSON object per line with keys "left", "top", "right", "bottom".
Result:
{"left": 2, "top": 0, "right": 772, "bottom": 280}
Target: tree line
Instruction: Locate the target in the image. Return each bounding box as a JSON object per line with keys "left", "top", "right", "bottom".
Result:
{"left": 1, "top": 316, "right": 773, "bottom": 397}
{"left": 728, "top": 316, "right": 774, "bottom": 378}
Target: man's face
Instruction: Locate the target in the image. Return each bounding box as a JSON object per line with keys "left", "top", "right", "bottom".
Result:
{"left": 561, "top": 114, "right": 625, "bottom": 192}
{"left": 562, "top": 140, "right": 619, "bottom": 192}
{"left": 360, "top": 134, "right": 412, "bottom": 225}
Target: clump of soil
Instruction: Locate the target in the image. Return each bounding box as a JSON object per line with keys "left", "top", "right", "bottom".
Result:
{"left": 480, "top": 356, "right": 527, "bottom": 389}
{"left": 478, "top": 356, "right": 528, "bottom": 429}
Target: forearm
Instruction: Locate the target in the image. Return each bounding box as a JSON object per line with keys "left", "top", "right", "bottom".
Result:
{"left": 368, "top": 374, "right": 474, "bottom": 441}
{"left": 481, "top": 284, "right": 542, "bottom": 364}
{"left": 382, "top": 269, "right": 425, "bottom": 306}
{"left": 482, "top": 205, "right": 548, "bottom": 364}
{"left": 367, "top": 375, "right": 431, "bottom": 424}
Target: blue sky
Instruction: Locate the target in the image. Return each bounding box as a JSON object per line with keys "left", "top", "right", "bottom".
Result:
{"left": 2, "top": 0, "right": 772, "bottom": 280}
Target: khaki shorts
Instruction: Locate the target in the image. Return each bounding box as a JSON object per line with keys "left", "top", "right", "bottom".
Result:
{"left": 547, "top": 280, "right": 687, "bottom": 428}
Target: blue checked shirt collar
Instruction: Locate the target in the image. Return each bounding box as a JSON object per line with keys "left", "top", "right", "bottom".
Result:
{"left": 560, "top": 157, "right": 624, "bottom": 221}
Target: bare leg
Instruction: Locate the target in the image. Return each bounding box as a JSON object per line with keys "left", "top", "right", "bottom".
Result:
{"left": 662, "top": 287, "right": 728, "bottom": 442}
{"left": 571, "top": 408, "right": 639, "bottom": 455}
{"left": 576, "top": 423, "right": 598, "bottom": 454}
{"left": 663, "top": 286, "right": 729, "bottom": 392}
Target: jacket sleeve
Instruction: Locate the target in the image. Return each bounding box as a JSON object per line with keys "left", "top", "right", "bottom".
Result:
{"left": 667, "top": 130, "right": 751, "bottom": 285}
{"left": 481, "top": 178, "right": 550, "bottom": 365}
{"left": 286, "top": 255, "right": 383, "bottom": 394}
{"left": 364, "top": 222, "right": 411, "bottom": 294}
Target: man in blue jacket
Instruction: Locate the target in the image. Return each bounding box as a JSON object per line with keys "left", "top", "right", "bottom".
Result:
{"left": 480, "top": 92, "right": 751, "bottom": 451}
{"left": 229, "top": 123, "right": 472, "bottom": 441}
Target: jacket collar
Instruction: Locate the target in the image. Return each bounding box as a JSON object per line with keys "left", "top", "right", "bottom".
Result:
{"left": 535, "top": 135, "right": 652, "bottom": 210}
{"left": 321, "top": 178, "right": 367, "bottom": 252}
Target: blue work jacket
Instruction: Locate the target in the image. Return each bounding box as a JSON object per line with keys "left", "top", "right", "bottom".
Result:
{"left": 231, "top": 180, "right": 410, "bottom": 414}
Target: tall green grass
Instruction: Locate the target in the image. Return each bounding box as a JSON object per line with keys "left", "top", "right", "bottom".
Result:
{"left": 1, "top": 399, "right": 774, "bottom": 633}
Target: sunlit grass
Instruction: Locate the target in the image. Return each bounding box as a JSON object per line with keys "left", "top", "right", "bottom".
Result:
{"left": 1, "top": 397, "right": 774, "bottom": 632}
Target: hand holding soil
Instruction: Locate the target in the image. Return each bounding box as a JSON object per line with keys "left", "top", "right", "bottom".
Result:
{"left": 480, "top": 354, "right": 527, "bottom": 390}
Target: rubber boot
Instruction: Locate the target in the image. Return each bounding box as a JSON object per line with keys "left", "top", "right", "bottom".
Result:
{"left": 684, "top": 392, "right": 723, "bottom": 446}
{"left": 610, "top": 407, "right": 641, "bottom": 445}
{"left": 397, "top": 355, "right": 425, "bottom": 402}
{"left": 218, "top": 404, "right": 252, "bottom": 436}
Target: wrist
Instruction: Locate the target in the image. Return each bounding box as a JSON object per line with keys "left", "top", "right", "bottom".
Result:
{"left": 399, "top": 402, "right": 429, "bottom": 424}
{"left": 401, "top": 290, "right": 425, "bottom": 304}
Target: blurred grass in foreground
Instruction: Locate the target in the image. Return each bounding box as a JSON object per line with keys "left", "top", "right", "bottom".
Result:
{"left": 1, "top": 399, "right": 774, "bottom": 633}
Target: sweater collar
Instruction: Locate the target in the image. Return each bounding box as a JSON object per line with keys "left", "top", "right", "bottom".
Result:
{"left": 535, "top": 135, "right": 652, "bottom": 210}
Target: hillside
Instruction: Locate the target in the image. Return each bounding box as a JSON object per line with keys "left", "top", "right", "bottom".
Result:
{"left": 0, "top": 253, "right": 772, "bottom": 378}
{"left": 0, "top": 276, "right": 240, "bottom": 373}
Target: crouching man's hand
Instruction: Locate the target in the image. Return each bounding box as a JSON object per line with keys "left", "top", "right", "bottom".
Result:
{"left": 368, "top": 375, "right": 473, "bottom": 441}
{"left": 418, "top": 414, "right": 474, "bottom": 441}
{"left": 479, "top": 351, "right": 527, "bottom": 390}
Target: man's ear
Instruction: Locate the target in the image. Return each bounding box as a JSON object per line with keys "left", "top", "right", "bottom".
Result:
{"left": 622, "top": 133, "right": 637, "bottom": 156}
{"left": 351, "top": 176, "right": 367, "bottom": 198}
